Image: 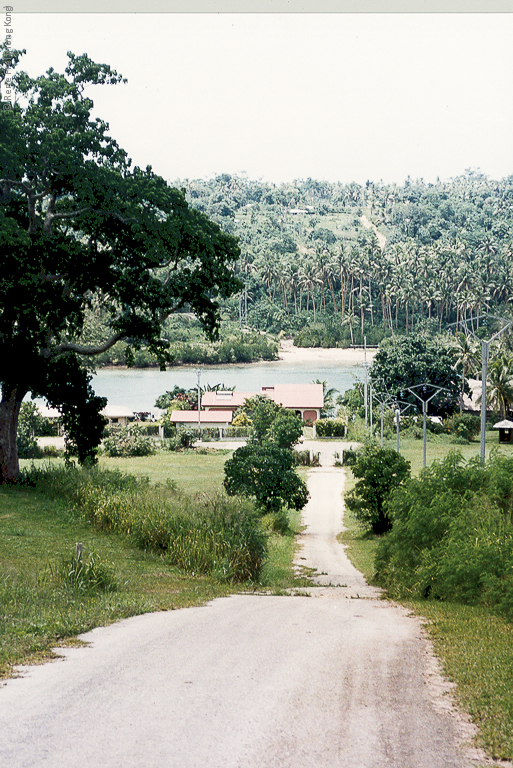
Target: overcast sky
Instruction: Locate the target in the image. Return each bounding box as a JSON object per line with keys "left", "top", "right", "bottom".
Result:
{"left": 10, "top": 12, "right": 513, "bottom": 186}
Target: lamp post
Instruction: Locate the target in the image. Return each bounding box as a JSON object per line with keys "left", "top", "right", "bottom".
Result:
{"left": 402, "top": 384, "right": 451, "bottom": 467}
{"left": 450, "top": 314, "right": 512, "bottom": 465}
{"left": 371, "top": 387, "right": 396, "bottom": 446}
{"left": 363, "top": 336, "right": 369, "bottom": 428}
{"left": 393, "top": 400, "right": 416, "bottom": 453}
{"left": 196, "top": 368, "right": 202, "bottom": 440}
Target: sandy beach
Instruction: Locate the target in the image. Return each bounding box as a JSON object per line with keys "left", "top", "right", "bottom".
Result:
{"left": 278, "top": 338, "right": 377, "bottom": 365}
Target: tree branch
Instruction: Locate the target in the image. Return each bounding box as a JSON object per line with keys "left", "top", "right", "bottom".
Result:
{"left": 45, "top": 331, "right": 126, "bottom": 358}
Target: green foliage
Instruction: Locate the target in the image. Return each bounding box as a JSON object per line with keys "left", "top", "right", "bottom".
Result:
{"left": 375, "top": 451, "right": 513, "bottom": 620}
{"left": 163, "top": 427, "right": 196, "bottom": 451}
{"left": 16, "top": 402, "right": 43, "bottom": 459}
{"left": 242, "top": 395, "right": 282, "bottom": 444}
{"left": 338, "top": 382, "right": 365, "bottom": 419}
{"left": 0, "top": 46, "right": 240, "bottom": 482}
{"left": 266, "top": 409, "right": 304, "bottom": 448}
{"left": 345, "top": 444, "right": 411, "bottom": 534}
{"left": 20, "top": 465, "right": 267, "bottom": 583}
{"left": 370, "top": 333, "right": 466, "bottom": 415}
{"left": 315, "top": 418, "right": 347, "bottom": 437}
{"left": 102, "top": 425, "right": 156, "bottom": 457}
{"left": 48, "top": 549, "right": 118, "bottom": 595}
{"left": 224, "top": 443, "right": 309, "bottom": 516}
{"left": 295, "top": 449, "right": 321, "bottom": 466}
{"left": 155, "top": 386, "right": 197, "bottom": 410}
{"left": 224, "top": 396, "right": 307, "bottom": 517}
{"left": 443, "top": 412, "right": 481, "bottom": 442}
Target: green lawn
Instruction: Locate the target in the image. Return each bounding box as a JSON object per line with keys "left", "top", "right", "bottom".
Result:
{"left": 384, "top": 431, "right": 513, "bottom": 477}
{"left": 1, "top": 450, "right": 310, "bottom": 679}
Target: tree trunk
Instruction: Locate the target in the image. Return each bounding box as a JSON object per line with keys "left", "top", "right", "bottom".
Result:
{"left": 0, "top": 385, "right": 26, "bottom": 484}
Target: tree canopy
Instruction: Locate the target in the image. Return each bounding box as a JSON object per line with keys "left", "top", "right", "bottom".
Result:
{"left": 369, "top": 333, "right": 467, "bottom": 415}
{"left": 0, "top": 46, "right": 241, "bottom": 482}
{"left": 224, "top": 398, "right": 308, "bottom": 524}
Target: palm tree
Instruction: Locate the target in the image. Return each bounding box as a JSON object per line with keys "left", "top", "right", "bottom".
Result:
{"left": 299, "top": 262, "right": 321, "bottom": 321}
{"left": 485, "top": 354, "right": 513, "bottom": 420}
{"left": 451, "top": 332, "right": 480, "bottom": 413}
{"left": 312, "top": 379, "right": 339, "bottom": 417}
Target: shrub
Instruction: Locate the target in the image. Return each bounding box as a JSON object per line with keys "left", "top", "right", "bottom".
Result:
{"left": 443, "top": 412, "right": 481, "bottom": 442}
{"left": 224, "top": 443, "right": 309, "bottom": 515}
{"left": 345, "top": 444, "right": 411, "bottom": 534}
{"left": 295, "top": 449, "right": 321, "bottom": 466}
{"left": 22, "top": 466, "right": 267, "bottom": 583}
{"left": 163, "top": 427, "right": 196, "bottom": 451}
{"left": 50, "top": 549, "right": 118, "bottom": 595}
{"left": 102, "top": 425, "right": 156, "bottom": 457}
{"left": 375, "top": 451, "right": 513, "bottom": 620}
{"left": 315, "top": 418, "right": 347, "bottom": 437}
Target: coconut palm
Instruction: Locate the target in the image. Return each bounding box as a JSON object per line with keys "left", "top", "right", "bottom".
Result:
{"left": 481, "top": 354, "right": 513, "bottom": 419}
{"left": 451, "top": 332, "right": 480, "bottom": 413}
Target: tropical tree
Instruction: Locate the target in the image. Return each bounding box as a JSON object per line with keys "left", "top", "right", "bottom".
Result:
{"left": 0, "top": 47, "right": 240, "bottom": 483}
{"left": 484, "top": 354, "right": 513, "bottom": 419}
{"left": 370, "top": 334, "right": 467, "bottom": 415}
{"left": 450, "top": 332, "right": 480, "bottom": 413}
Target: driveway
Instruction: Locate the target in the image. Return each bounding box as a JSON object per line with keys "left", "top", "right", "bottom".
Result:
{"left": 0, "top": 467, "right": 484, "bottom": 767}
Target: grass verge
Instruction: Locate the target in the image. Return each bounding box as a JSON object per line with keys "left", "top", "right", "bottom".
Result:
{"left": 1, "top": 454, "right": 309, "bottom": 679}
{"left": 341, "top": 462, "right": 513, "bottom": 764}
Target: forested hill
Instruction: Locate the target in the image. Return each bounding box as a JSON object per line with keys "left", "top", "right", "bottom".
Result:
{"left": 173, "top": 171, "right": 513, "bottom": 346}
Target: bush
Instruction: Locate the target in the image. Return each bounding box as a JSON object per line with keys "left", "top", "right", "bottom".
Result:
{"left": 163, "top": 427, "right": 196, "bottom": 451}
{"left": 375, "top": 451, "right": 513, "bottom": 620}
{"left": 295, "top": 449, "right": 321, "bottom": 466}
{"left": 102, "top": 425, "right": 156, "bottom": 457}
{"left": 345, "top": 444, "right": 411, "bottom": 534}
{"left": 50, "top": 548, "right": 118, "bottom": 595}
{"left": 22, "top": 466, "right": 267, "bottom": 583}
{"left": 315, "top": 418, "right": 347, "bottom": 437}
{"left": 443, "top": 412, "right": 481, "bottom": 442}
{"left": 224, "top": 443, "right": 309, "bottom": 515}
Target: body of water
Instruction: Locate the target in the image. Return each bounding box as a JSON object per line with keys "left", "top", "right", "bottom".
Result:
{"left": 90, "top": 357, "right": 368, "bottom": 413}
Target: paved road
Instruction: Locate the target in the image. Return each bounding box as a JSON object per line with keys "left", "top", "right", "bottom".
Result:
{"left": 0, "top": 467, "right": 484, "bottom": 767}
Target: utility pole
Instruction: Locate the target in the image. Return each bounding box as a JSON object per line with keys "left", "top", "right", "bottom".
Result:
{"left": 403, "top": 384, "right": 451, "bottom": 467}
{"left": 450, "top": 314, "right": 512, "bottom": 465}
{"left": 363, "top": 336, "right": 368, "bottom": 428}
{"left": 196, "top": 368, "right": 202, "bottom": 440}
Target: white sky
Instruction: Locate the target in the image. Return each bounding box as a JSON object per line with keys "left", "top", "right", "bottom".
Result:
{"left": 10, "top": 12, "right": 513, "bottom": 185}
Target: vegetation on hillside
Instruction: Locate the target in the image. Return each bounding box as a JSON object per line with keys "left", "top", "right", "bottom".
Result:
{"left": 173, "top": 171, "right": 513, "bottom": 344}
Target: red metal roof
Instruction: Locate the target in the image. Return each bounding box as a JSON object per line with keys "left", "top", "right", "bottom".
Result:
{"left": 201, "top": 384, "right": 323, "bottom": 410}
{"left": 170, "top": 410, "right": 233, "bottom": 424}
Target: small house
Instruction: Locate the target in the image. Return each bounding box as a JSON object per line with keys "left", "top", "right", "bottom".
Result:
{"left": 170, "top": 410, "right": 233, "bottom": 438}
{"left": 493, "top": 419, "right": 513, "bottom": 444}
{"left": 101, "top": 405, "right": 136, "bottom": 427}
{"left": 201, "top": 383, "right": 324, "bottom": 423}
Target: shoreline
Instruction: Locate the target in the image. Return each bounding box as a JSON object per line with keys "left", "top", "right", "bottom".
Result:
{"left": 277, "top": 339, "right": 376, "bottom": 365}
{"left": 100, "top": 341, "right": 376, "bottom": 371}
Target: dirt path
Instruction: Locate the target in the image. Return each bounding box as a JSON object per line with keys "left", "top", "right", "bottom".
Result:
{"left": 0, "top": 468, "right": 485, "bottom": 767}
{"left": 361, "top": 213, "right": 387, "bottom": 250}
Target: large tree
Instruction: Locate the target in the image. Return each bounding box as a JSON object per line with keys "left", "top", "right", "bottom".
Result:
{"left": 0, "top": 47, "right": 241, "bottom": 483}
{"left": 370, "top": 333, "right": 468, "bottom": 416}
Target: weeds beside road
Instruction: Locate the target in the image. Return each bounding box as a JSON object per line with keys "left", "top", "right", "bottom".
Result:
{"left": 0, "top": 453, "right": 310, "bottom": 679}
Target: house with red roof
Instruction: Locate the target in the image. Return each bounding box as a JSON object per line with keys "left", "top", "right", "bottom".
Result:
{"left": 201, "top": 383, "right": 324, "bottom": 423}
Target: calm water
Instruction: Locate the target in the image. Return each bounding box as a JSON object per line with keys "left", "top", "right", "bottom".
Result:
{"left": 90, "top": 357, "right": 367, "bottom": 412}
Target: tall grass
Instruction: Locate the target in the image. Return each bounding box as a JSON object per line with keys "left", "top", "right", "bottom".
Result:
{"left": 20, "top": 465, "right": 267, "bottom": 583}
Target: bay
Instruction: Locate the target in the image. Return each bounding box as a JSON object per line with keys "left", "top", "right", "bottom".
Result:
{"left": 90, "top": 354, "right": 369, "bottom": 413}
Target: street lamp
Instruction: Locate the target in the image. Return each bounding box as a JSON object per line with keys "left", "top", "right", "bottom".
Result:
{"left": 196, "top": 368, "right": 202, "bottom": 440}
{"left": 402, "top": 383, "right": 451, "bottom": 467}
{"left": 393, "top": 400, "right": 416, "bottom": 453}
{"left": 451, "top": 314, "right": 512, "bottom": 464}
{"left": 371, "top": 387, "right": 396, "bottom": 446}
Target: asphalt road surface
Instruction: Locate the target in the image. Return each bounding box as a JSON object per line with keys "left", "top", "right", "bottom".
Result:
{"left": 0, "top": 466, "right": 485, "bottom": 768}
